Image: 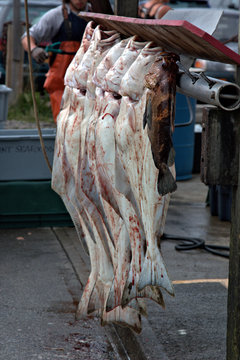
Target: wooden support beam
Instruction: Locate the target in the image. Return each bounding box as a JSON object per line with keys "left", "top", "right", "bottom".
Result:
{"left": 90, "top": 0, "right": 113, "bottom": 15}
{"left": 5, "top": 0, "right": 24, "bottom": 104}
{"left": 227, "top": 180, "right": 240, "bottom": 359}
{"left": 226, "top": 1, "right": 240, "bottom": 358}
{"left": 5, "top": 24, "right": 13, "bottom": 88}
{"left": 201, "top": 106, "right": 239, "bottom": 186}
{"left": 114, "top": 0, "right": 138, "bottom": 17}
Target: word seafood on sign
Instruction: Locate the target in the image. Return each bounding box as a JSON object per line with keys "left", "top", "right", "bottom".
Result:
{"left": 1, "top": 145, "right": 54, "bottom": 153}
{"left": 52, "top": 21, "right": 179, "bottom": 333}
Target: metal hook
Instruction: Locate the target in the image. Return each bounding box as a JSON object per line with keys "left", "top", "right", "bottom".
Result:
{"left": 199, "top": 72, "right": 216, "bottom": 89}
{"left": 176, "top": 61, "right": 199, "bottom": 84}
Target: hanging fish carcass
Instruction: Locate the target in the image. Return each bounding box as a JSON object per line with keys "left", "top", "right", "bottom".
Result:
{"left": 51, "top": 22, "right": 179, "bottom": 333}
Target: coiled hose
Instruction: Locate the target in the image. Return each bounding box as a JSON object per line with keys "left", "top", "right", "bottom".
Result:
{"left": 161, "top": 233, "right": 229, "bottom": 258}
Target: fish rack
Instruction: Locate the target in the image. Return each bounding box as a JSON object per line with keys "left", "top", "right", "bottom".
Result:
{"left": 79, "top": 3, "right": 240, "bottom": 360}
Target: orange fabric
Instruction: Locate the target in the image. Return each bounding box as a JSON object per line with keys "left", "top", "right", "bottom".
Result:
{"left": 44, "top": 41, "right": 80, "bottom": 122}
{"left": 154, "top": 4, "right": 172, "bottom": 19}
{"left": 138, "top": 0, "right": 171, "bottom": 19}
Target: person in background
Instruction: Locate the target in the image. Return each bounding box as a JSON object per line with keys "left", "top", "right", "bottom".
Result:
{"left": 138, "top": 0, "right": 172, "bottom": 19}
{"left": 21, "top": 0, "right": 91, "bottom": 122}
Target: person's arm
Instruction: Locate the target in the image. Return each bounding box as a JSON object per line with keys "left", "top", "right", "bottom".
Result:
{"left": 21, "top": 34, "right": 48, "bottom": 64}
{"left": 21, "top": 5, "right": 63, "bottom": 64}
{"left": 21, "top": 34, "right": 36, "bottom": 52}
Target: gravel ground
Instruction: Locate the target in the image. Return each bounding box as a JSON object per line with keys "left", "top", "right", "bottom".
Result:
{"left": 4, "top": 119, "right": 56, "bottom": 129}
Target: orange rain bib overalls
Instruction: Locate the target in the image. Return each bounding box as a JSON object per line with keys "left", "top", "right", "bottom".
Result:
{"left": 43, "top": 7, "right": 87, "bottom": 122}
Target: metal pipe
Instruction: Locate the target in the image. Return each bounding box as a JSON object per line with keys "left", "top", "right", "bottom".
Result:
{"left": 177, "top": 72, "right": 240, "bottom": 111}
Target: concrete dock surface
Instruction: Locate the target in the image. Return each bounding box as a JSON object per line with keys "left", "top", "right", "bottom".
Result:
{"left": 0, "top": 175, "right": 230, "bottom": 359}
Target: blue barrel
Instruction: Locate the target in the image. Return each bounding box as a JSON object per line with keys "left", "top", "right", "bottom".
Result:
{"left": 173, "top": 93, "right": 196, "bottom": 181}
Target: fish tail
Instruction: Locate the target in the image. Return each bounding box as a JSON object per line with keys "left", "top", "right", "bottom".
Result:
{"left": 138, "top": 250, "right": 174, "bottom": 296}
{"left": 139, "top": 285, "right": 165, "bottom": 309}
{"left": 157, "top": 164, "right": 177, "bottom": 196}
{"left": 76, "top": 277, "right": 98, "bottom": 319}
{"left": 121, "top": 267, "right": 139, "bottom": 308}
{"left": 105, "top": 280, "right": 122, "bottom": 312}
{"left": 121, "top": 269, "right": 166, "bottom": 309}
{"left": 101, "top": 306, "right": 142, "bottom": 334}
{"left": 129, "top": 298, "right": 148, "bottom": 317}
{"left": 106, "top": 292, "right": 146, "bottom": 315}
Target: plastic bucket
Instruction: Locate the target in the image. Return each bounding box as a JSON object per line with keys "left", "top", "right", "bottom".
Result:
{"left": 173, "top": 93, "right": 196, "bottom": 180}
{"left": 0, "top": 85, "right": 12, "bottom": 128}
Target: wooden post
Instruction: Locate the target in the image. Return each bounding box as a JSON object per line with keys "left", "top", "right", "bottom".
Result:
{"left": 5, "top": 23, "right": 13, "bottom": 88}
{"left": 227, "top": 169, "right": 240, "bottom": 359}
{"left": 5, "top": 0, "right": 23, "bottom": 104}
{"left": 114, "top": 0, "right": 138, "bottom": 17}
{"left": 201, "top": 107, "right": 238, "bottom": 186}
{"left": 90, "top": 0, "right": 113, "bottom": 14}
{"left": 226, "top": 1, "right": 240, "bottom": 358}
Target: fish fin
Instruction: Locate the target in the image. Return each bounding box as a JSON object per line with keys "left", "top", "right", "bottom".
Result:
{"left": 167, "top": 146, "right": 175, "bottom": 167}
{"left": 121, "top": 268, "right": 166, "bottom": 309}
{"left": 143, "top": 96, "right": 152, "bottom": 130}
{"left": 138, "top": 250, "right": 174, "bottom": 296}
{"left": 101, "top": 306, "right": 142, "bottom": 334}
{"left": 106, "top": 271, "right": 142, "bottom": 312}
{"left": 76, "top": 276, "right": 98, "bottom": 319}
{"left": 121, "top": 266, "right": 139, "bottom": 308}
{"left": 135, "top": 298, "right": 148, "bottom": 317}
{"left": 139, "top": 285, "right": 165, "bottom": 309}
{"left": 94, "top": 278, "right": 113, "bottom": 313}
{"left": 87, "top": 286, "right": 102, "bottom": 315}
{"left": 157, "top": 165, "right": 177, "bottom": 196}
{"left": 105, "top": 280, "right": 121, "bottom": 312}
{"left": 128, "top": 299, "right": 148, "bottom": 317}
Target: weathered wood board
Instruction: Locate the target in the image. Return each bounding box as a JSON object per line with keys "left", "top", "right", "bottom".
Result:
{"left": 79, "top": 12, "right": 240, "bottom": 65}
{"left": 201, "top": 106, "right": 239, "bottom": 186}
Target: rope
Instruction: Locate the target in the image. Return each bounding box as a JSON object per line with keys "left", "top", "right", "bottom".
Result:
{"left": 23, "top": 0, "right": 52, "bottom": 173}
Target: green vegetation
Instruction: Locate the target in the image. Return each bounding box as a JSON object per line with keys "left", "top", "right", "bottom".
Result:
{"left": 8, "top": 91, "right": 53, "bottom": 123}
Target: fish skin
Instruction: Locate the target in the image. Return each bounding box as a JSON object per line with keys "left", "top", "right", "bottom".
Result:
{"left": 76, "top": 29, "right": 124, "bottom": 318}
{"left": 94, "top": 93, "right": 130, "bottom": 312}
{"left": 94, "top": 91, "right": 166, "bottom": 312}
{"left": 56, "top": 91, "right": 102, "bottom": 318}
{"left": 114, "top": 44, "right": 175, "bottom": 304}
{"left": 144, "top": 53, "right": 179, "bottom": 196}
{"left": 55, "top": 27, "right": 121, "bottom": 319}
{"left": 105, "top": 36, "right": 149, "bottom": 94}
{"left": 92, "top": 38, "right": 130, "bottom": 90}
{"left": 64, "top": 21, "right": 96, "bottom": 88}
{"left": 79, "top": 36, "right": 147, "bottom": 319}
{"left": 52, "top": 20, "right": 96, "bottom": 261}
{"left": 52, "top": 24, "right": 180, "bottom": 332}
{"left": 119, "top": 41, "right": 163, "bottom": 101}
{"left": 72, "top": 25, "right": 119, "bottom": 92}
{"left": 52, "top": 89, "right": 100, "bottom": 318}
{"left": 115, "top": 94, "right": 174, "bottom": 300}
{"left": 101, "top": 305, "right": 142, "bottom": 334}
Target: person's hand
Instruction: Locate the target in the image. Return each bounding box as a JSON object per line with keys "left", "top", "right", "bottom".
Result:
{"left": 31, "top": 47, "right": 48, "bottom": 64}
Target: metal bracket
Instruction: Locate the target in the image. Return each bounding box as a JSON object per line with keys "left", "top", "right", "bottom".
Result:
{"left": 176, "top": 61, "right": 199, "bottom": 84}
{"left": 199, "top": 72, "right": 216, "bottom": 89}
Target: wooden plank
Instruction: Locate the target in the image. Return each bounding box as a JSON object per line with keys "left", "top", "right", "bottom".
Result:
{"left": 78, "top": 12, "right": 240, "bottom": 65}
{"left": 200, "top": 106, "right": 239, "bottom": 186}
